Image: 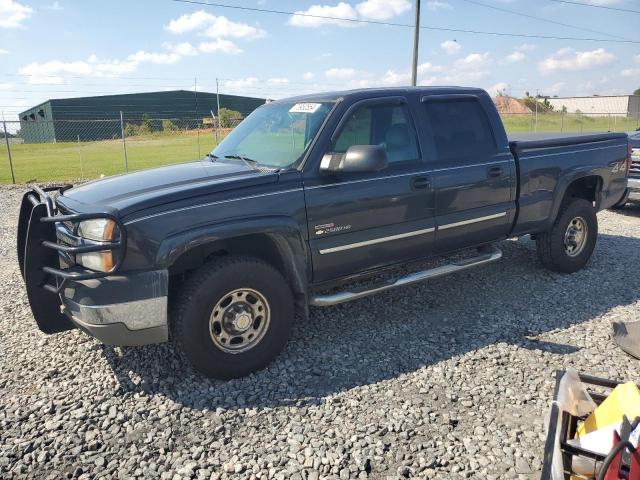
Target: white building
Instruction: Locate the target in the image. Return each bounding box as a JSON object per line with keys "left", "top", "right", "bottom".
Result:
{"left": 547, "top": 95, "right": 640, "bottom": 118}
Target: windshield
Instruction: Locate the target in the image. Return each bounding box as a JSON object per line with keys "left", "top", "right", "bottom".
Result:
{"left": 213, "top": 101, "right": 334, "bottom": 169}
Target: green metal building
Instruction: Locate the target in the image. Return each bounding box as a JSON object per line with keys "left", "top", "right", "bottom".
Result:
{"left": 18, "top": 90, "right": 265, "bottom": 143}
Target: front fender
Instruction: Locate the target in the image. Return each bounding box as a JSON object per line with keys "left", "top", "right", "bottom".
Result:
{"left": 156, "top": 216, "right": 311, "bottom": 298}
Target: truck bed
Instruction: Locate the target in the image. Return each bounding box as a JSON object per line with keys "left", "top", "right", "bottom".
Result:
{"left": 507, "top": 131, "right": 629, "bottom": 237}
{"left": 508, "top": 131, "right": 627, "bottom": 150}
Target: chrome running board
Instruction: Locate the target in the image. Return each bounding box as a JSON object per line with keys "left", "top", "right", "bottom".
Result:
{"left": 310, "top": 245, "right": 503, "bottom": 307}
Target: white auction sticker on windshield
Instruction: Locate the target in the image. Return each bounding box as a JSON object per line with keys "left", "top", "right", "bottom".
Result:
{"left": 289, "top": 103, "right": 322, "bottom": 113}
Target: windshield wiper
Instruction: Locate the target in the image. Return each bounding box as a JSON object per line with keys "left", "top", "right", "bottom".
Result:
{"left": 205, "top": 153, "right": 219, "bottom": 161}
{"left": 223, "top": 154, "right": 260, "bottom": 169}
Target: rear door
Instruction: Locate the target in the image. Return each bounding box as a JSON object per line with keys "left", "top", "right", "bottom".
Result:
{"left": 304, "top": 96, "right": 436, "bottom": 283}
{"left": 420, "top": 94, "right": 516, "bottom": 252}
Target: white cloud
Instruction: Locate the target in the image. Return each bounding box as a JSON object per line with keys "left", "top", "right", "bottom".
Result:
{"left": 289, "top": 3, "right": 358, "bottom": 27}
{"left": 325, "top": 67, "right": 357, "bottom": 79}
{"left": 487, "top": 82, "right": 509, "bottom": 96}
{"left": 267, "top": 78, "right": 290, "bottom": 85}
{"left": 166, "top": 10, "right": 214, "bottom": 33}
{"left": 303, "top": 72, "right": 315, "bottom": 80}
{"left": 128, "top": 50, "right": 181, "bottom": 65}
{"left": 355, "top": 0, "right": 411, "bottom": 20}
{"left": 455, "top": 52, "right": 491, "bottom": 69}
{"left": 0, "top": 0, "right": 33, "bottom": 28}
{"left": 547, "top": 82, "right": 566, "bottom": 96}
{"left": 201, "top": 16, "right": 265, "bottom": 39}
{"left": 621, "top": 68, "right": 640, "bottom": 78}
{"left": 166, "top": 10, "right": 265, "bottom": 39}
{"left": 223, "top": 77, "right": 259, "bottom": 93}
{"left": 43, "top": 1, "right": 62, "bottom": 10}
{"left": 539, "top": 48, "right": 614, "bottom": 74}
{"left": 198, "top": 39, "right": 242, "bottom": 55}
{"left": 426, "top": 1, "right": 452, "bottom": 10}
{"left": 0, "top": 48, "right": 8, "bottom": 54}
{"left": 505, "top": 51, "right": 525, "bottom": 63}
{"left": 290, "top": 0, "right": 410, "bottom": 27}
{"left": 514, "top": 43, "right": 536, "bottom": 52}
{"left": 163, "top": 41, "right": 199, "bottom": 57}
{"left": 440, "top": 40, "right": 460, "bottom": 55}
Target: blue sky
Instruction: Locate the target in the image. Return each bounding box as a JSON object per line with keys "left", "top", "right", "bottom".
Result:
{"left": 0, "top": 0, "right": 639, "bottom": 119}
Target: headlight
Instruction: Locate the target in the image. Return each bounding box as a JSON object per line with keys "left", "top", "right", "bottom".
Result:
{"left": 76, "top": 251, "right": 115, "bottom": 272}
{"left": 77, "top": 219, "right": 118, "bottom": 242}
{"left": 75, "top": 218, "right": 120, "bottom": 272}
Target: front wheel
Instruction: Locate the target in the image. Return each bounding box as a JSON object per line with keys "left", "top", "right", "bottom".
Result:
{"left": 536, "top": 198, "right": 598, "bottom": 273}
{"left": 172, "top": 256, "right": 294, "bottom": 379}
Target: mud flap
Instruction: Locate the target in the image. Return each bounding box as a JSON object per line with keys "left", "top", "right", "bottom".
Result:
{"left": 23, "top": 202, "right": 74, "bottom": 334}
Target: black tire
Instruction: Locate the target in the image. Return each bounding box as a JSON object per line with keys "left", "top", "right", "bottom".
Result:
{"left": 536, "top": 198, "right": 598, "bottom": 274}
{"left": 172, "top": 256, "right": 294, "bottom": 379}
{"left": 610, "top": 188, "right": 629, "bottom": 210}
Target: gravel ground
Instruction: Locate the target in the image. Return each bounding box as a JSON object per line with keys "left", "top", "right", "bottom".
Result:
{"left": 1, "top": 184, "right": 640, "bottom": 480}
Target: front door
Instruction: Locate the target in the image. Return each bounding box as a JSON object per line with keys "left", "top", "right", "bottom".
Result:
{"left": 304, "top": 97, "right": 436, "bottom": 283}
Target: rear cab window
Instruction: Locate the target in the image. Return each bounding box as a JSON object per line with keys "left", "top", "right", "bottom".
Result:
{"left": 422, "top": 98, "right": 497, "bottom": 162}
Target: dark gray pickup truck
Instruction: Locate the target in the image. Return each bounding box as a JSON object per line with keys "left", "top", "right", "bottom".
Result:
{"left": 18, "top": 87, "right": 632, "bottom": 378}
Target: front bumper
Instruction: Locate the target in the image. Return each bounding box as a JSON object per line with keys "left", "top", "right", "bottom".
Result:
{"left": 60, "top": 270, "right": 169, "bottom": 346}
{"left": 17, "top": 186, "right": 168, "bottom": 346}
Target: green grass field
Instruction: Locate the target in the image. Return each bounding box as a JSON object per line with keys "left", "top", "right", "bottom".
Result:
{"left": 1, "top": 114, "right": 638, "bottom": 184}
{"left": 0, "top": 130, "right": 221, "bottom": 184}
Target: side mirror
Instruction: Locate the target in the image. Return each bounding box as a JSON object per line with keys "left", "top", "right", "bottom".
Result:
{"left": 320, "top": 145, "right": 388, "bottom": 174}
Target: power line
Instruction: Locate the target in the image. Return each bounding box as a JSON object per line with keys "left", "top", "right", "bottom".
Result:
{"left": 170, "top": 0, "right": 640, "bottom": 44}
{"left": 459, "top": 0, "right": 632, "bottom": 41}
{"left": 547, "top": 0, "right": 640, "bottom": 14}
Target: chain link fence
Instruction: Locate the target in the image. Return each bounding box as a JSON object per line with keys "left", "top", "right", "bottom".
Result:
{"left": 1, "top": 111, "right": 639, "bottom": 184}
{"left": 1, "top": 116, "right": 241, "bottom": 184}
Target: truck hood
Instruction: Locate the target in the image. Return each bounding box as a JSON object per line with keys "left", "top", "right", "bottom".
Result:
{"left": 57, "top": 160, "right": 278, "bottom": 217}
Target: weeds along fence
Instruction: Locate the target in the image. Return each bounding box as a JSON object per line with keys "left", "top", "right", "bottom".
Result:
{"left": 1, "top": 116, "right": 242, "bottom": 184}
{"left": 1, "top": 111, "right": 639, "bottom": 184}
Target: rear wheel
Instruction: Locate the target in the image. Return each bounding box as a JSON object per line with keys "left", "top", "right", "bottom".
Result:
{"left": 536, "top": 198, "right": 598, "bottom": 273}
{"left": 172, "top": 256, "right": 294, "bottom": 379}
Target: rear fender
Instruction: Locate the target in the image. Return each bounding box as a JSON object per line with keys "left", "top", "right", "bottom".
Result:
{"left": 545, "top": 171, "right": 603, "bottom": 230}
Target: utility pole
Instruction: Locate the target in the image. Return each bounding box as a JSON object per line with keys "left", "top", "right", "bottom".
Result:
{"left": 411, "top": 0, "right": 421, "bottom": 86}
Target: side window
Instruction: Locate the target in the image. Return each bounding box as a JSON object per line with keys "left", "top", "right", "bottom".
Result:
{"left": 333, "top": 103, "right": 419, "bottom": 164}
{"left": 423, "top": 99, "right": 497, "bottom": 162}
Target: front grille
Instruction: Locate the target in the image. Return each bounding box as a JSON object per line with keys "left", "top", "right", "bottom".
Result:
{"left": 631, "top": 149, "right": 640, "bottom": 179}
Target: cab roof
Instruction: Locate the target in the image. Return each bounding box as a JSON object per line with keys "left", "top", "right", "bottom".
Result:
{"left": 270, "top": 86, "right": 488, "bottom": 104}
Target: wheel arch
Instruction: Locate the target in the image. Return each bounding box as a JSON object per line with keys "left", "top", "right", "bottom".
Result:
{"left": 547, "top": 173, "right": 603, "bottom": 229}
{"left": 158, "top": 216, "right": 311, "bottom": 313}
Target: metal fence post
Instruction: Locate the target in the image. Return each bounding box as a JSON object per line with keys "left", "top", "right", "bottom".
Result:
{"left": 2, "top": 120, "right": 16, "bottom": 184}
{"left": 120, "top": 111, "right": 128, "bottom": 173}
{"left": 77, "top": 134, "right": 84, "bottom": 180}
{"left": 560, "top": 110, "right": 564, "bottom": 132}
{"left": 211, "top": 110, "right": 218, "bottom": 144}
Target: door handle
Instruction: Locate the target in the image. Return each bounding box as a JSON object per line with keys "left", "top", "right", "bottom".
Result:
{"left": 411, "top": 176, "right": 431, "bottom": 190}
{"left": 487, "top": 166, "right": 503, "bottom": 178}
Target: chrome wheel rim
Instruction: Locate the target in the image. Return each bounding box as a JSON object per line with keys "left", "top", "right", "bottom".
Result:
{"left": 209, "top": 288, "right": 271, "bottom": 354}
{"left": 564, "top": 216, "right": 588, "bottom": 257}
